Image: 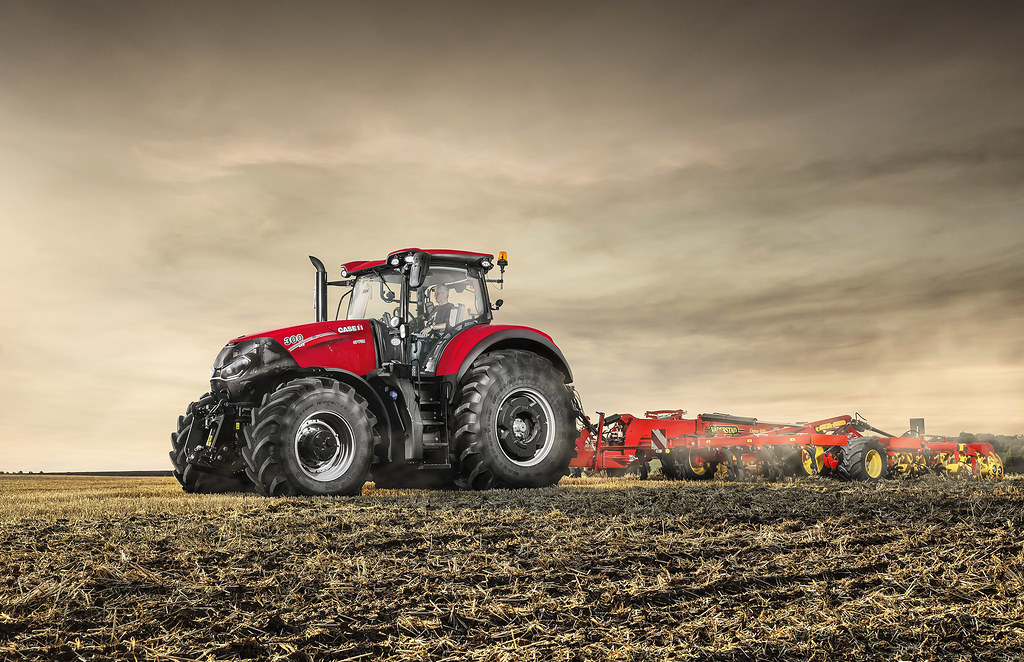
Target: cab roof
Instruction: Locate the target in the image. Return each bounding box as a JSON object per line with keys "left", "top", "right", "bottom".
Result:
{"left": 341, "top": 248, "right": 494, "bottom": 277}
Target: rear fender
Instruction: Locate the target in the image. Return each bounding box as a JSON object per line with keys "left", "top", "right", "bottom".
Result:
{"left": 436, "top": 325, "right": 573, "bottom": 386}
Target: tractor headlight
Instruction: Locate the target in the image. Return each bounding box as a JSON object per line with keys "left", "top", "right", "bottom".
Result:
{"left": 210, "top": 336, "right": 298, "bottom": 398}
{"left": 220, "top": 354, "right": 254, "bottom": 380}
{"left": 210, "top": 338, "right": 268, "bottom": 381}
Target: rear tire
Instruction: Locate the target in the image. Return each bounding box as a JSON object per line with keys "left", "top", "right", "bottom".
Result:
{"left": 241, "top": 378, "right": 376, "bottom": 496}
{"left": 453, "top": 350, "right": 575, "bottom": 490}
{"left": 170, "top": 394, "right": 252, "bottom": 494}
{"left": 838, "top": 437, "right": 889, "bottom": 482}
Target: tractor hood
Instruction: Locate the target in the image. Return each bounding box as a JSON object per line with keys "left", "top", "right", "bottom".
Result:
{"left": 233, "top": 320, "right": 374, "bottom": 361}
{"left": 210, "top": 320, "right": 378, "bottom": 400}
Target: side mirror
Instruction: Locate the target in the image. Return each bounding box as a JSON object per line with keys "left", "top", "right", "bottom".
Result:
{"left": 408, "top": 251, "right": 431, "bottom": 289}
{"left": 492, "top": 298, "right": 504, "bottom": 311}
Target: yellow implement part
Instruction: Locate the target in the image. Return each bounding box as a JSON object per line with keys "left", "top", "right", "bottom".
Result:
{"left": 892, "top": 452, "right": 920, "bottom": 476}
{"left": 688, "top": 451, "right": 710, "bottom": 477}
{"left": 801, "top": 446, "right": 831, "bottom": 476}
{"left": 864, "top": 448, "right": 884, "bottom": 480}
{"left": 977, "top": 452, "right": 1004, "bottom": 479}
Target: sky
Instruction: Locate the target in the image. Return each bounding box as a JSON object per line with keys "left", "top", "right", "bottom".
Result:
{"left": 0, "top": 1, "right": 1022, "bottom": 471}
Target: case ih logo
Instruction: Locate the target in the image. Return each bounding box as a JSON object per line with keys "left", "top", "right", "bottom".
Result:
{"left": 337, "top": 324, "right": 365, "bottom": 334}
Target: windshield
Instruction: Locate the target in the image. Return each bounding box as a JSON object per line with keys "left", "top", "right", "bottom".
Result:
{"left": 346, "top": 271, "right": 403, "bottom": 321}
{"left": 411, "top": 266, "right": 486, "bottom": 327}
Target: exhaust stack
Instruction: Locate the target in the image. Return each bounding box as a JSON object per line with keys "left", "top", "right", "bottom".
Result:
{"left": 309, "top": 256, "right": 328, "bottom": 323}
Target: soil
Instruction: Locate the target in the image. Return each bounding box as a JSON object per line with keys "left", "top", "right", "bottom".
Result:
{"left": 1, "top": 474, "right": 1021, "bottom": 661}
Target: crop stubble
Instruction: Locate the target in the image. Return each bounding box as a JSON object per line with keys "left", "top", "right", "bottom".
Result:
{"left": 0, "top": 475, "right": 1022, "bottom": 661}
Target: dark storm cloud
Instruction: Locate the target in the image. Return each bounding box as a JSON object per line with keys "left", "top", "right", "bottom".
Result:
{"left": 3, "top": 1, "right": 1022, "bottom": 143}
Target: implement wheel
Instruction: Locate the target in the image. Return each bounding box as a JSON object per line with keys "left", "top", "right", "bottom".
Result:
{"left": 838, "top": 437, "right": 889, "bottom": 483}
{"left": 453, "top": 349, "right": 575, "bottom": 490}
{"left": 242, "top": 378, "right": 376, "bottom": 496}
{"left": 169, "top": 394, "right": 252, "bottom": 494}
{"left": 799, "top": 445, "right": 836, "bottom": 477}
{"left": 663, "top": 447, "right": 717, "bottom": 480}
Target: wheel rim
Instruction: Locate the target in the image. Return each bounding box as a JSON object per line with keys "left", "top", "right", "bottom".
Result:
{"left": 294, "top": 410, "right": 356, "bottom": 482}
{"left": 688, "top": 451, "right": 707, "bottom": 476}
{"left": 495, "top": 387, "right": 555, "bottom": 467}
{"left": 865, "top": 448, "right": 883, "bottom": 479}
{"left": 802, "top": 447, "right": 824, "bottom": 475}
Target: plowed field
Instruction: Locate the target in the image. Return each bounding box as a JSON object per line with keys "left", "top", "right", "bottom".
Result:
{"left": 1, "top": 475, "right": 1022, "bottom": 661}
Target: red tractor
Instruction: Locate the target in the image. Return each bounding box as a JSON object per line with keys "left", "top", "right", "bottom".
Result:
{"left": 170, "top": 249, "right": 577, "bottom": 496}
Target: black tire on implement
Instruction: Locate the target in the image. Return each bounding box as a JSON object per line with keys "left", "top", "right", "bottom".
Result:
{"left": 776, "top": 445, "right": 806, "bottom": 477}
{"left": 759, "top": 445, "right": 803, "bottom": 479}
{"left": 660, "top": 451, "right": 682, "bottom": 479}
{"left": 170, "top": 394, "right": 252, "bottom": 493}
{"left": 453, "top": 349, "right": 575, "bottom": 490}
{"left": 662, "top": 447, "right": 717, "bottom": 480}
{"left": 838, "top": 437, "right": 889, "bottom": 483}
{"left": 241, "top": 377, "right": 377, "bottom": 496}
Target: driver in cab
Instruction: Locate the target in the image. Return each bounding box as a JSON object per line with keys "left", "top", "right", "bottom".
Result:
{"left": 425, "top": 285, "right": 455, "bottom": 334}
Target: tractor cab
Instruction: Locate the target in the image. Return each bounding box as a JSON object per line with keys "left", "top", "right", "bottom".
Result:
{"left": 407, "top": 267, "right": 488, "bottom": 369}
{"left": 338, "top": 249, "right": 502, "bottom": 374}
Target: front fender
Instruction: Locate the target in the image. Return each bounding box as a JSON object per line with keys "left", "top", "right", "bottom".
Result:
{"left": 435, "top": 325, "right": 573, "bottom": 384}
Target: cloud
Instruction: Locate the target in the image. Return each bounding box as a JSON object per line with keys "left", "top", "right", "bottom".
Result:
{"left": 1, "top": 1, "right": 1023, "bottom": 470}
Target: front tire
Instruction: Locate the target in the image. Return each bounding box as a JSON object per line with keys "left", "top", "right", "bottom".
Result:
{"left": 169, "top": 394, "right": 252, "bottom": 494}
{"left": 453, "top": 350, "right": 575, "bottom": 490}
{"left": 241, "top": 378, "right": 376, "bottom": 496}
